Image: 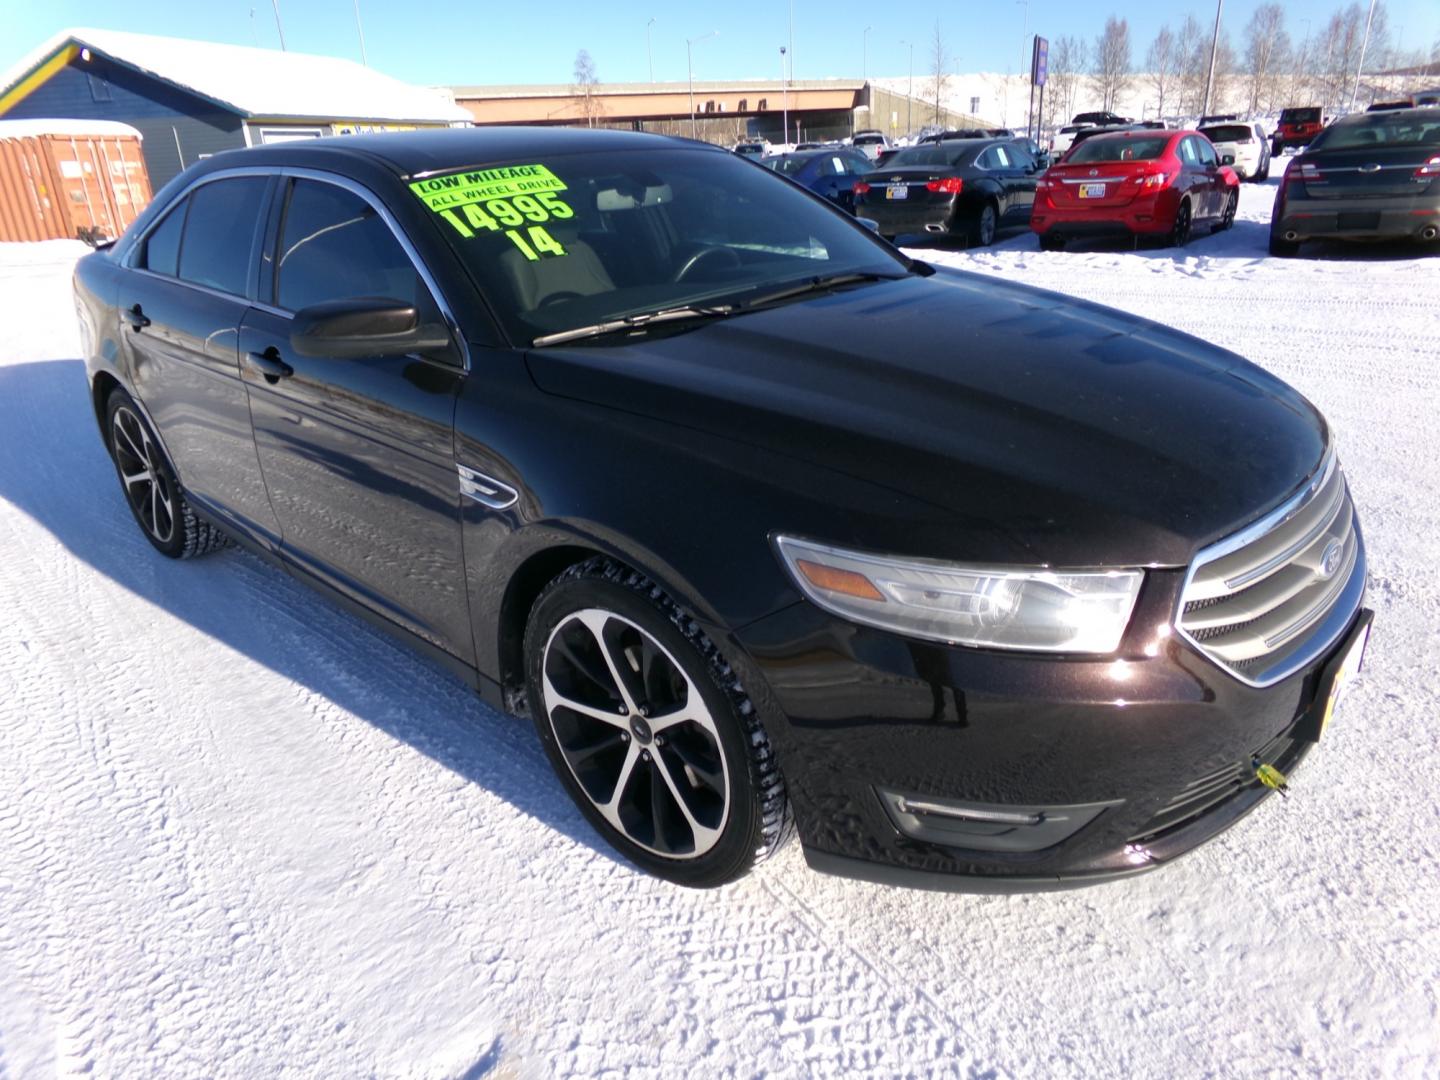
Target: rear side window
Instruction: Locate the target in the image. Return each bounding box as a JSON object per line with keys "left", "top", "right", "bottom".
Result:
{"left": 1194, "top": 138, "right": 1218, "bottom": 166}
{"left": 276, "top": 179, "right": 426, "bottom": 313}
{"left": 141, "top": 198, "right": 186, "bottom": 276}
{"left": 178, "top": 177, "right": 267, "bottom": 296}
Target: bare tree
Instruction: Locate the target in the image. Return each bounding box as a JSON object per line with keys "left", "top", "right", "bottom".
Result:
{"left": 1146, "top": 26, "right": 1178, "bottom": 118}
{"left": 572, "top": 49, "right": 602, "bottom": 127}
{"left": 1244, "top": 4, "right": 1291, "bottom": 114}
{"left": 1091, "top": 16, "right": 1132, "bottom": 113}
{"left": 1177, "top": 15, "right": 1210, "bottom": 115}
{"left": 928, "top": 21, "right": 951, "bottom": 126}
{"left": 1049, "top": 35, "right": 1088, "bottom": 121}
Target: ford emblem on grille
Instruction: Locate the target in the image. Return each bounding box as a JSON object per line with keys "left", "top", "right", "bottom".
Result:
{"left": 1319, "top": 539, "right": 1345, "bottom": 580}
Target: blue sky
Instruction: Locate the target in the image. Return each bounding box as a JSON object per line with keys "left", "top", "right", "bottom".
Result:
{"left": 5, "top": 1, "right": 1438, "bottom": 87}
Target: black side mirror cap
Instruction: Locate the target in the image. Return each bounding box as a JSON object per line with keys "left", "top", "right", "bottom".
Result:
{"left": 290, "top": 297, "right": 452, "bottom": 359}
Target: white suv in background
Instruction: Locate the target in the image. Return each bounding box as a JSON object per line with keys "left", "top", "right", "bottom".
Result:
{"left": 1198, "top": 121, "right": 1272, "bottom": 181}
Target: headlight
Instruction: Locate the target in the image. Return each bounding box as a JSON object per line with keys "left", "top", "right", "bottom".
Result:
{"left": 775, "top": 536, "right": 1144, "bottom": 654}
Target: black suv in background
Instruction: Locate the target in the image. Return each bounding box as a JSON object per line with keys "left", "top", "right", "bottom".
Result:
{"left": 74, "top": 128, "right": 1370, "bottom": 892}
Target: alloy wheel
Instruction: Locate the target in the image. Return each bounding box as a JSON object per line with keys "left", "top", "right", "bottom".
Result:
{"left": 978, "top": 204, "right": 997, "bottom": 246}
{"left": 1170, "top": 202, "right": 1192, "bottom": 247}
{"left": 111, "top": 405, "right": 175, "bottom": 544}
{"left": 541, "top": 608, "right": 731, "bottom": 858}
{"left": 1222, "top": 190, "right": 1238, "bottom": 229}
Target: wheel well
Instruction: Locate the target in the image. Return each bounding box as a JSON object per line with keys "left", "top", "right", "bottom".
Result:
{"left": 91, "top": 371, "right": 121, "bottom": 437}
{"left": 497, "top": 544, "right": 604, "bottom": 707}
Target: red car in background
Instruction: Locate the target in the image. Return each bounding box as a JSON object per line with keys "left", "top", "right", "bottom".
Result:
{"left": 1031, "top": 130, "right": 1240, "bottom": 250}
{"left": 1272, "top": 107, "right": 1327, "bottom": 155}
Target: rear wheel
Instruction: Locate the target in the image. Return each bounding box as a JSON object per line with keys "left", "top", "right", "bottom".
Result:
{"left": 104, "top": 388, "right": 228, "bottom": 559}
{"left": 524, "top": 558, "right": 790, "bottom": 887}
{"left": 1167, "top": 200, "right": 1193, "bottom": 247}
{"left": 969, "top": 202, "right": 998, "bottom": 247}
{"left": 1269, "top": 232, "right": 1301, "bottom": 257}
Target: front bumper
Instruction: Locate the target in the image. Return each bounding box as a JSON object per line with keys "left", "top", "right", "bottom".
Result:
{"left": 732, "top": 564, "right": 1370, "bottom": 892}
{"left": 1274, "top": 191, "right": 1440, "bottom": 242}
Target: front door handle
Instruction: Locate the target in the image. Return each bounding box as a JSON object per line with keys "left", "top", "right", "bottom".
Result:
{"left": 245, "top": 347, "right": 294, "bottom": 382}
{"left": 123, "top": 304, "right": 150, "bottom": 330}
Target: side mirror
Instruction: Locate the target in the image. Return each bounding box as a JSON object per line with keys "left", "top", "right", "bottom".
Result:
{"left": 290, "top": 297, "right": 452, "bottom": 359}
{"left": 1221, "top": 153, "right": 1235, "bottom": 166}
{"left": 856, "top": 216, "right": 881, "bottom": 234}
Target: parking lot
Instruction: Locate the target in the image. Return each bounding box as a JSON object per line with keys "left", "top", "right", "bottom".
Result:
{"left": 1, "top": 174, "right": 1437, "bottom": 1077}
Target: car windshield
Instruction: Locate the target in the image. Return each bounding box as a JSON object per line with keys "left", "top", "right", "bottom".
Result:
{"left": 886, "top": 145, "right": 970, "bottom": 167}
{"left": 1311, "top": 115, "right": 1440, "bottom": 150}
{"left": 1200, "top": 125, "right": 1253, "bottom": 143}
{"left": 1066, "top": 135, "right": 1170, "bottom": 163}
{"left": 1281, "top": 108, "right": 1321, "bottom": 123}
{"left": 411, "top": 147, "right": 906, "bottom": 344}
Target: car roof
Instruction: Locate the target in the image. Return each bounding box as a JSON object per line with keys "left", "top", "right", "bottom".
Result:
{"left": 210, "top": 126, "right": 721, "bottom": 179}
{"left": 1331, "top": 106, "right": 1436, "bottom": 126}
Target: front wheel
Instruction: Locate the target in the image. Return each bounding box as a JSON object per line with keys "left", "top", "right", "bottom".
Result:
{"left": 524, "top": 558, "right": 790, "bottom": 887}
{"left": 1216, "top": 190, "right": 1238, "bottom": 231}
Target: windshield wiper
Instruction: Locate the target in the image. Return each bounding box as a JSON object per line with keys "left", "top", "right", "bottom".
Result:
{"left": 531, "top": 304, "right": 737, "bottom": 348}
{"left": 738, "top": 270, "right": 909, "bottom": 311}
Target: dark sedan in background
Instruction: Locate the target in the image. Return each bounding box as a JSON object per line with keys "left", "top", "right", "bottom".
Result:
{"left": 759, "top": 147, "right": 873, "bottom": 213}
{"left": 1271, "top": 107, "right": 1440, "bottom": 255}
{"left": 855, "top": 138, "right": 1040, "bottom": 244}
{"left": 74, "top": 127, "right": 1369, "bottom": 893}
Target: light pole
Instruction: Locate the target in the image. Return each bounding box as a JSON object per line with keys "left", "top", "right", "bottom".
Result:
{"left": 781, "top": 46, "right": 789, "bottom": 148}
{"left": 353, "top": 0, "right": 368, "bottom": 65}
{"left": 647, "top": 18, "right": 656, "bottom": 83}
{"left": 1200, "top": 0, "right": 1224, "bottom": 119}
{"left": 900, "top": 40, "right": 914, "bottom": 136}
{"left": 1349, "top": 0, "right": 1378, "bottom": 111}
{"left": 687, "top": 30, "right": 718, "bottom": 140}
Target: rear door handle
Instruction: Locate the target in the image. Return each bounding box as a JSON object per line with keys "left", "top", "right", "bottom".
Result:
{"left": 245, "top": 347, "right": 294, "bottom": 382}
{"left": 123, "top": 304, "right": 150, "bottom": 330}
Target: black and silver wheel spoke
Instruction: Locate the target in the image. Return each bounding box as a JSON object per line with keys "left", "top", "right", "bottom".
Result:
{"left": 543, "top": 608, "right": 730, "bottom": 858}
{"left": 112, "top": 407, "right": 174, "bottom": 544}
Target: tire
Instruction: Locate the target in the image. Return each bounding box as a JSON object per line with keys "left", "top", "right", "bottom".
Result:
{"left": 1269, "top": 233, "right": 1301, "bottom": 257}
{"left": 524, "top": 557, "right": 791, "bottom": 887}
{"left": 1166, "top": 199, "right": 1193, "bottom": 248}
{"left": 969, "top": 202, "right": 998, "bottom": 247}
{"left": 1216, "top": 190, "right": 1238, "bottom": 232}
{"left": 104, "top": 388, "right": 229, "bottom": 559}
{"left": 1038, "top": 233, "right": 1066, "bottom": 252}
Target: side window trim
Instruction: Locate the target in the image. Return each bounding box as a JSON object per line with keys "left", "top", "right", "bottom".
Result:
{"left": 261, "top": 167, "right": 469, "bottom": 371}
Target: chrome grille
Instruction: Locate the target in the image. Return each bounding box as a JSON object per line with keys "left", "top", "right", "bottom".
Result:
{"left": 1177, "top": 452, "right": 1364, "bottom": 687}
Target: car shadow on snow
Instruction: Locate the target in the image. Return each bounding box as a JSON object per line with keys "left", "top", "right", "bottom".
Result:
{"left": 0, "top": 357, "right": 621, "bottom": 867}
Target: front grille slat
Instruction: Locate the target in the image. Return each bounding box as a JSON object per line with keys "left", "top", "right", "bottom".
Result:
{"left": 1176, "top": 452, "right": 1363, "bottom": 687}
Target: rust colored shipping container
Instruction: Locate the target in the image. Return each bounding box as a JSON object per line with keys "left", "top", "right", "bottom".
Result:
{"left": 0, "top": 119, "right": 152, "bottom": 243}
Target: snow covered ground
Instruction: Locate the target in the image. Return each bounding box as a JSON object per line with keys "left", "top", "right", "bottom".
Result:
{"left": 1, "top": 179, "right": 1437, "bottom": 1079}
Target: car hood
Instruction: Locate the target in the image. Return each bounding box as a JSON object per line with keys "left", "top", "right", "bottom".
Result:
{"left": 524, "top": 268, "right": 1327, "bottom": 566}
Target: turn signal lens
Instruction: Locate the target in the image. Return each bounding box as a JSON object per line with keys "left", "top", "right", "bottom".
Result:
{"left": 1138, "top": 171, "right": 1172, "bottom": 190}
{"left": 794, "top": 559, "right": 885, "bottom": 601}
{"left": 925, "top": 177, "right": 964, "bottom": 194}
{"left": 853, "top": 181, "right": 871, "bottom": 194}
{"left": 1415, "top": 156, "right": 1440, "bottom": 180}
{"left": 776, "top": 536, "right": 1144, "bottom": 653}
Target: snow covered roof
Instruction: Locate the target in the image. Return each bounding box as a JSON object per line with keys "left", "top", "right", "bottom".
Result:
{"left": 0, "top": 28, "right": 472, "bottom": 125}
{"left": 0, "top": 118, "right": 143, "bottom": 140}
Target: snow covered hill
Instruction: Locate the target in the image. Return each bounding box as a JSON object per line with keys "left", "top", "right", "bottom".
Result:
{"left": 1, "top": 180, "right": 1437, "bottom": 1078}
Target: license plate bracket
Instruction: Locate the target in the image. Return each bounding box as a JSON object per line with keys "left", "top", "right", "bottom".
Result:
{"left": 1298, "top": 610, "right": 1373, "bottom": 742}
{"left": 1078, "top": 183, "right": 1106, "bottom": 198}
{"left": 886, "top": 185, "right": 908, "bottom": 200}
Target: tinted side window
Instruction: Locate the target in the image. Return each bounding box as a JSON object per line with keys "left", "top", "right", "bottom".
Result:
{"left": 142, "top": 198, "right": 187, "bottom": 276}
{"left": 178, "top": 177, "right": 267, "bottom": 296}
{"left": 276, "top": 180, "right": 425, "bottom": 313}
{"left": 1178, "top": 138, "right": 1199, "bottom": 164}
{"left": 1009, "top": 145, "right": 1034, "bottom": 170}
{"left": 1195, "top": 139, "right": 1218, "bottom": 166}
